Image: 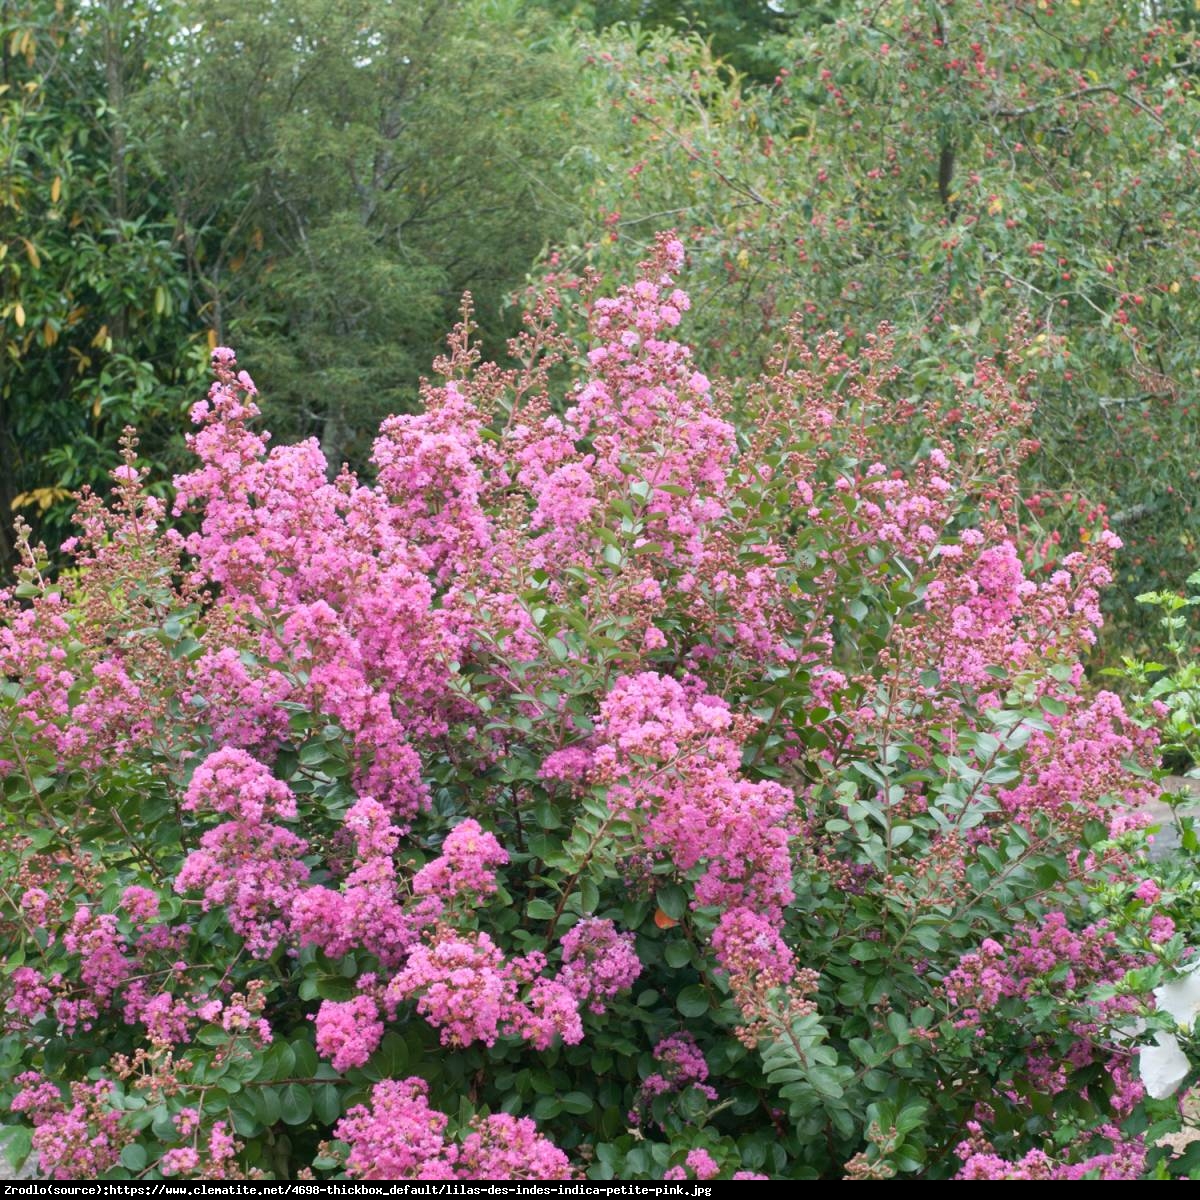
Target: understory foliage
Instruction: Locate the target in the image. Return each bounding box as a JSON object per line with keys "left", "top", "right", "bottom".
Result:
{"left": 2, "top": 239, "right": 1200, "bottom": 1180}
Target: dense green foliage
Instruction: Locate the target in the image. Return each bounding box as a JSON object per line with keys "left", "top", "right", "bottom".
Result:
{"left": 0, "top": 0, "right": 200, "bottom": 567}
{"left": 146, "top": 0, "right": 587, "bottom": 467}
{"left": 544, "top": 2, "right": 1200, "bottom": 644}
{"left": 4, "top": 0, "right": 1200, "bottom": 631}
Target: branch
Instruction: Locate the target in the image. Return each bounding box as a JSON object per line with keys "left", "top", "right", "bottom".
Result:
{"left": 627, "top": 105, "right": 778, "bottom": 210}
{"left": 993, "top": 84, "right": 1165, "bottom": 128}
{"left": 1109, "top": 501, "right": 1162, "bottom": 527}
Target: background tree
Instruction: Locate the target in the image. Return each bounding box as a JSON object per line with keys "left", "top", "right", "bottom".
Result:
{"left": 545, "top": 1, "right": 1200, "bottom": 646}
{"left": 147, "top": 0, "right": 589, "bottom": 468}
{"left": 535, "top": 0, "right": 841, "bottom": 81}
{"left": 0, "top": 0, "right": 197, "bottom": 571}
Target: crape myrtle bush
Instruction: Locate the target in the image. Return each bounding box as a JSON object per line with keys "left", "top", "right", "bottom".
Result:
{"left": 1, "top": 236, "right": 1199, "bottom": 1180}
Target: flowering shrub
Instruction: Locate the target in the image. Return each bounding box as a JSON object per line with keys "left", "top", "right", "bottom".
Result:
{"left": 1, "top": 235, "right": 1199, "bottom": 1179}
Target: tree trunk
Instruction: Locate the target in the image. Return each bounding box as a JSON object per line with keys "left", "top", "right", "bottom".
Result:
{"left": 320, "top": 402, "right": 352, "bottom": 474}
{"left": 105, "top": 0, "right": 129, "bottom": 344}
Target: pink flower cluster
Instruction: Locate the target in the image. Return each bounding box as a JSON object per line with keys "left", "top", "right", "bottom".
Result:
{"left": 907, "top": 529, "right": 1133, "bottom": 750}
{"left": 0, "top": 600, "right": 156, "bottom": 769}
{"left": 3, "top": 879, "right": 212, "bottom": 1047}
{"left": 372, "top": 381, "right": 502, "bottom": 588}
{"left": 159, "top": 1121, "right": 240, "bottom": 1178}
{"left": 664, "top": 1148, "right": 720, "bottom": 1180}
{"left": 955, "top": 1123, "right": 1145, "bottom": 1179}
{"left": 186, "top": 647, "right": 292, "bottom": 758}
{"left": 174, "top": 349, "right": 465, "bottom": 821}
{"left": 290, "top": 796, "right": 441, "bottom": 970}
{"left": 532, "top": 256, "right": 738, "bottom": 584}
{"left": 335, "top": 1078, "right": 572, "bottom": 1179}
{"left": 557, "top": 918, "right": 642, "bottom": 1014}
{"left": 61, "top": 908, "right": 130, "bottom": 1015}
{"left": 941, "top": 913, "right": 1138, "bottom": 1030}
{"left": 591, "top": 672, "right": 795, "bottom": 921}
{"left": 451, "top": 1113, "right": 575, "bottom": 1180}
{"left": 387, "top": 930, "right": 583, "bottom": 1051}
{"left": 11, "top": 1075, "right": 128, "bottom": 1180}
{"left": 711, "top": 907, "right": 796, "bottom": 997}
{"left": 6, "top": 967, "right": 52, "bottom": 1024}
{"left": 120, "top": 885, "right": 159, "bottom": 926}
{"left": 995, "top": 691, "right": 1158, "bottom": 835}
{"left": 631, "top": 1032, "right": 719, "bottom": 1130}
{"left": 314, "top": 995, "right": 384, "bottom": 1072}
{"left": 175, "top": 748, "right": 309, "bottom": 957}
{"left": 123, "top": 984, "right": 196, "bottom": 1046}
{"left": 182, "top": 745, "right": 298, "bottom": 823}
{"left": 412, "top": 819, "right": 509, "bottom": 901}
{"left": 342, "top": 795, "right": 402, "bottom": 863}
{"left": 220, "top": 985, "right": 273, "bottom": 1046}
{"left": 640, "top": 1033, "right": 717, "bottom": 1103}
{"left": 361, "top": 232, "right": 796, "bottom": 670}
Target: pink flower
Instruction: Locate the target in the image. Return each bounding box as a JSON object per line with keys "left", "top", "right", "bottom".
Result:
{"left": 336, "top": 1079, "right": 572, "bottom": 1179}
{"left": 336, "top": 1078, "right": 451, "bottom": 1179}
{"left": 451, "top": 1114, "right": 574, "bottom": 1180}
{"left": 120, "top": 886, "right": 159, "bottom": 926}
{"left": 388, "top": 931, "right": 519, "bottom": 1049}
{"left": 161, "top": 1147, "right": 200, "bottom": 1176}
{"left": 314, "top": 995, "right": 384, "bottom": 1072}
{"left": 412, "top": 819, "right": 508, "bottom": 901}
{"left": 712, "top": 907, "right": 795, "bottom": 994}
{"left": 557, "top": 919, "right": 641, "bottom": 1014}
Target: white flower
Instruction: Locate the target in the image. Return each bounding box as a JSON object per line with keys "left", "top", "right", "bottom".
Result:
{"left": 1154, "top": 960, "right": 1200, "bottom": 1027}
{"left": 1138, "top": 960, "right": 1200, "bottom": 1100}
{"left": 1142, "top": 1031, "right": 1192, "bottom": 1100}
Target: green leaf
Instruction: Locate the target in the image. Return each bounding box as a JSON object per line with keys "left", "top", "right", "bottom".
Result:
{"left": 3, "top": 1127, "right": 32, "bottom": 1171}
{"left": 150, "top": 1106, "right": 178, "bottom": 1142}
{"left": 252, "top": 1088, "right": 282, "bottom": 1128}
{"left": 315, "top": 977, "right": 356, "bottom": 1001}
{"left": 806, "top": 1066, "right": 845, "bottom": 1098}
{"left": 578, "top": 876, "right": 600, "bottom": 913}
{"left": 299, "top": 739, "right": 331, "bottom": 766}
{"left": 314, "top": 1083, "right": 341, "bottom": 1126}
{"left": 664, "top": 941, "right": 692, "bottom": 969}
{"left": 655, "top": 883, "right": 688, "bottom": 921}
{"left": 561, "top": 1091, "right": 594, "bottom": 1115}
{"left": 375, "top": 1032, "right": 409, "bottom": 1079}
{"left": 291, "top": 1038, "right": 319, "bottom": 1078}
{"left": 677, "top": 984, "right": 709, "bottom": 1018}
{"left": 120, "top": 1143, "right": 148, "bottom": 1172}
{"left": 279, "top": 1083, "right": 314, "bottom": 1126}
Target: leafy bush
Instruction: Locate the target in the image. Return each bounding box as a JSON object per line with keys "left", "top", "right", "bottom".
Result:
{"left": 1, "top": 238, "right": 1197, "bottom": 1180}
